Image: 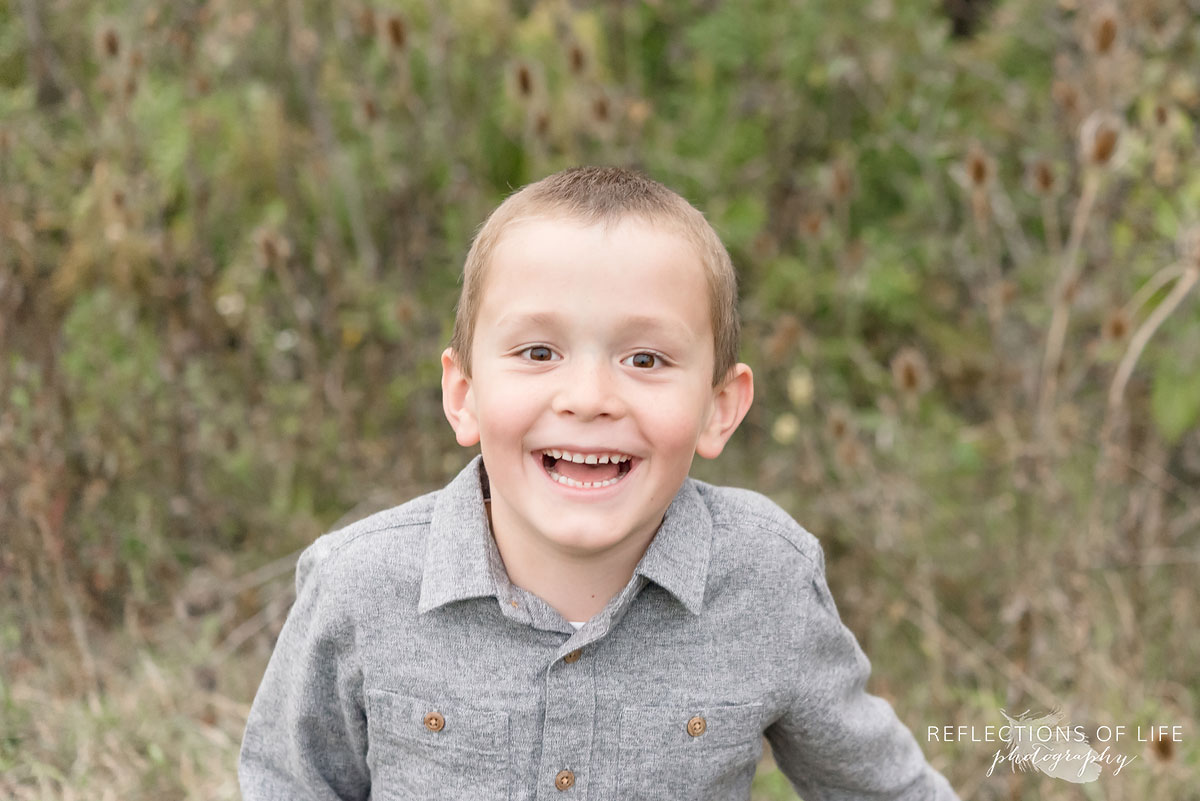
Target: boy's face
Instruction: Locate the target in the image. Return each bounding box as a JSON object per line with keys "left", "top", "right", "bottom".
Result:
{"left": 442, "top": 215, "right": 752, "bottom": 563}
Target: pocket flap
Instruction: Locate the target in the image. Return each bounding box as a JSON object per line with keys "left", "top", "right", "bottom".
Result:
{"left": 620, "top": 703, "right": 763, "bottom": 752}
{"left": 366, "top": 688, "right": 510, "bottom": 755}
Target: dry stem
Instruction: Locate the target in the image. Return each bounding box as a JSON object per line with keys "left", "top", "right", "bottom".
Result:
{"left": 1108, "top": 263, "right": 1199, "bottom": 410}
{"left": 1036, "top": 169, "right": 1101, "bottom": 439}
{"left": 1122, "top": 261, "right": 1186, "bottom": 321}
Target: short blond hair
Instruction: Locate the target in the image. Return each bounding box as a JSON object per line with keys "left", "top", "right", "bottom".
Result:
{"left": 449, "top": 166, "right": 740, "bottom": 386}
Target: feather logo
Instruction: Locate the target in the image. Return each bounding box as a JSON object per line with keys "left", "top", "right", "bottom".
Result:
{"left": 998, "top": 708, "right": 1103, "bottom": 783}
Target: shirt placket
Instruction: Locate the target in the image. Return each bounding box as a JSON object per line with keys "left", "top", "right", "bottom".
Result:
{"left": 480, "top": 498, "right": 662, "bottom": 799}
{"left": 536, "top": 636, "right": 596, "bottom": 799}
{"left": 535, "top": 574, "right": 649, "bottom": 800}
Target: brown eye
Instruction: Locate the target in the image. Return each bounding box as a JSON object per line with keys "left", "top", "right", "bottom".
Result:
{"left": 527, "top": 346, "right": 553, "bottom": 361}
{"left": 629, "top": 352, "right": 658, "bottom": 368}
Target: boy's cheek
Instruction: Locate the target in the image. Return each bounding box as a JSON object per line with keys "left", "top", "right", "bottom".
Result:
{"left": 474, "top": 397, "right": 535, "bottom": 445}
{"left": 647, "top": 412, "right": 709, "bottom": 457}
{"left": 475, "top": 383, "right": 533, "bottom": 417}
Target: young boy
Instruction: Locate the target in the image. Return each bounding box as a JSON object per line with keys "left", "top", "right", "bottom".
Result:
{"left": 239, "top": 167, "right": 958, "bottom": 800}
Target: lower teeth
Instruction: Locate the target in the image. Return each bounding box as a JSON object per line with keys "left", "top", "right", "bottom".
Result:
{"left": 546, "top": 467, "right": 622, "bottom": 489}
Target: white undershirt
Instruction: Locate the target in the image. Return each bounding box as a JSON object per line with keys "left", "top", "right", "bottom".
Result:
{"left": 569, "top": 621, "right": 585, "bottom": 629}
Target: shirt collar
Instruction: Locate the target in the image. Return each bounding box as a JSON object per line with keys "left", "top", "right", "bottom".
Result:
{"left": 417, "top": 455, "right": 711, "bottom": 617}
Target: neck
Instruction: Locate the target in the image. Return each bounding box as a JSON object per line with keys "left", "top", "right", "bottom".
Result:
{"left": 486, "top": 504, "right": 658, "bottom": 622}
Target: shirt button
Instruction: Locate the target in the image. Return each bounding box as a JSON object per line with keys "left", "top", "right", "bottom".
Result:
{"left": 555, "top": 769, "right": 575, "bottom": 790}
{"left": 687, "top": 715, "right": 706, "bottom": 737}
{"left": 423, "top": 711, "right": 445, "bottom": 732}
{"left": 563, "top": 649, "right": 582, "bottom": 663}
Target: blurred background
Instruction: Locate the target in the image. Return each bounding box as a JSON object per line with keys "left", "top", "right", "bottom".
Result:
{"left": 2, "top": 0, "right": 1198, "bottom": 798}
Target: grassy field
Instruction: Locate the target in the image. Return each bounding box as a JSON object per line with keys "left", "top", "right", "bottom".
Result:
{"left": 3, "top": 0, "right": 1199, "bottom": 798}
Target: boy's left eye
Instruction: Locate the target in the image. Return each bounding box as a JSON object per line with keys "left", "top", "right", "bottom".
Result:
{"left": 623, "top": 352, "right": 661, "bottom": 369}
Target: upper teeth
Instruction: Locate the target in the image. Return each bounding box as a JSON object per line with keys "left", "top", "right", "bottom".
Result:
{"left": 544, "top": 449, "right": 631, "bottom": 464}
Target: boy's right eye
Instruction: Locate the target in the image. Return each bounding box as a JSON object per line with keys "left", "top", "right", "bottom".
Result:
{"left": 521, "top": 346, "right": 557, "bottom": 361}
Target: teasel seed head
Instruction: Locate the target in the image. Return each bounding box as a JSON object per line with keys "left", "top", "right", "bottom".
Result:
{"left": 1089, "top": 5, "right": 1119, "bottom": 55}
{"left": 1079, "top": 111, "right": 1122, "bottom": 167}
{"left": 567, "top": 42, "right": 586, "bottom": 76}
{"left": 1148, "top": 728, "right": 1175, "bottom": 763}
{"left": 534, "top": 112, "right": 550, "bottom": 139}
{"left": 1025, "top": 156, "right": 1058, "bottom": 197}
{"left": 826, "top": 404, "right": 852, "bottom": 442}
{"left": 965, "top": 141, "right": 993, "bottom": 189}
{"left": 1101, "top": 307, "right": 1130, "bottom": 341}
{"left": 891, "top": 346, "right": 932, "bottom": 397}
{"left": 383, "top": 14, "right": 407, "bottom": 51}
{"left": 97, "top": 24, "right": 121, "bottom": 62}
{"left": 512, "top": 60, "right": 536, "bottom": 101}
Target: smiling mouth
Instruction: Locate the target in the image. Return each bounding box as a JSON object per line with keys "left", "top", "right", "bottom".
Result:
{"left": 537, "top": 449, "right": 635, "bottom": 489}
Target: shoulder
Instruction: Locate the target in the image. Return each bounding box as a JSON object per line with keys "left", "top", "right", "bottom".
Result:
{"left": 295, "top": 489, "right": 439, "bottom": 593}
{"left": 690, "top": 480, "right": 841, "bottom": 640}
{"left": 691, "top": 479, "right": 825, "bottom": 575}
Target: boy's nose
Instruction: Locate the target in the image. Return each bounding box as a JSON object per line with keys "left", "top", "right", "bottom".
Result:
{"left": 550, "top": 358, "right": 627, "bottom": 420}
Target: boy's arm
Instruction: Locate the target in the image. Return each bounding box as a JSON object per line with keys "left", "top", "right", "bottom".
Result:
{"left": 766, "top": 545, "right": 959, "bottom": 801}
{"left": 238, "top": 539, "right": 369, "bottom": 801}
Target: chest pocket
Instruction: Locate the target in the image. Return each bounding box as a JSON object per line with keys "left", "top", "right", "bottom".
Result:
{"left": 365, "top": 689, "right": 511, "bottom": 801}
{"left": 618, "top": 702, "right": 763, "bottom": 801}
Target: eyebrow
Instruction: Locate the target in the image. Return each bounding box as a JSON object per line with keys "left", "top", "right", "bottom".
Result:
{"left": 494, "top": 311, "right": 696, "bottom": 341}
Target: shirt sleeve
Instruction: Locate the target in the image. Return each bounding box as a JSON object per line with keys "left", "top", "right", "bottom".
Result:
{"left": 238, "top": 538, "right": 370, "bottom": 801}
{"left": 765, "top": 544, "right": 959, "bottom": 801}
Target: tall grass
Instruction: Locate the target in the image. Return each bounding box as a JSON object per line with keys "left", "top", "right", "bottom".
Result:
{"left": 2, "top": 1, "right": 1198, "bottom": 798}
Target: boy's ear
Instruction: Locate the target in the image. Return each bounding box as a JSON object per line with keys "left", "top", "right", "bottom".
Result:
{"left": 441, "top": 347, "right": 480, "bottom": 447}
{"left": 696, "top": 363, "right": 754, "bottom": 459}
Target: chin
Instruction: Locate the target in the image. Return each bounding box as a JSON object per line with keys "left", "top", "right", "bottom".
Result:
{"left": 543, "top": 520, "right": 634, "bottom": 554}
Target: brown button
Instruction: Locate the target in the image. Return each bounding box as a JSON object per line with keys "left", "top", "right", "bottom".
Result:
{"left": 563, "top": 649, "right": 582, "bottom": 663}
{"left": 555, "top": 769, "right": 575, "bottom": 790}
{"left": 423, "top": 711, "right": 445, "bottom": 732}
{"left": 687, "top": 715, "right": 706, "bottom": 737}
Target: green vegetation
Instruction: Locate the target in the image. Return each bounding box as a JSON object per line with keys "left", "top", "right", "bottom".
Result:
{"left": 2, "top": 1, "right": 1198, "bottom": 798}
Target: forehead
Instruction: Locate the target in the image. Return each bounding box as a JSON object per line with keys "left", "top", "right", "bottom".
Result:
{"left": 476, "top": 214, "right": 712, "bottom": 331}
{"left": 481, "top": 213, "right": 707, "bottom": 292}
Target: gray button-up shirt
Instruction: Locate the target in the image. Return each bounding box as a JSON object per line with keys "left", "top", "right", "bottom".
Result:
{"left": 239, "top": 456, "right": 957, "bottom": 800}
